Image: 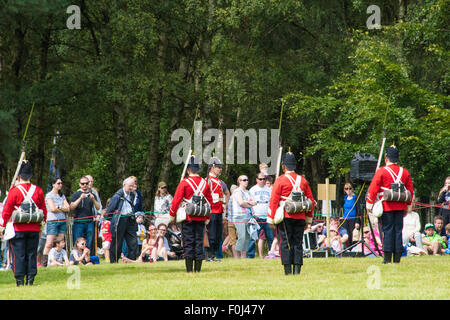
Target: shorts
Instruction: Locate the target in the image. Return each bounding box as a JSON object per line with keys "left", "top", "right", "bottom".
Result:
{"left": 102, "top": 241, "right": 111, "bottom": 249}
{"left": 227, "top": 223, "right": 237, "bottom": 246}
{"left": 259, "top": 228, "right": 266, "bottom": 240}
{"left": 46, "top": 221, "right": 67, "bottom": 236}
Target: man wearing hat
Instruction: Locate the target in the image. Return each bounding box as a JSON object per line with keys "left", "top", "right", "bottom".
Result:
{"left": 0, "top": 161, "right": 47, "bottom": 286}
{"left": 366, "top": 145, "right": 414, "bottom": 264}
{"left": 267, "top": 151, "right": 315, "bottom": 275}
{"left": 169, "top": 155, "right": 213, "bottom": 273}
{"left": 206, "top": 156, "right": 228, "bottom": 262}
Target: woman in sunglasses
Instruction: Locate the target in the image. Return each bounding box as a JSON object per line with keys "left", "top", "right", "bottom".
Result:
{"left": 230, "top": 175, "right": 257, "bottom": 258}
{"left": 43, "top": 177, "right": 70, "bottom": 267}
{"left": 341, "top": 182, "right": 361, "bottom": 246}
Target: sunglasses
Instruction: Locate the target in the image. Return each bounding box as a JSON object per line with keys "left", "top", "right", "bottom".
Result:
{"left": 160, "top": 186, "right": 167, "bottom": 189}
{"left": 257, "top": 178, "right": 266, "bottom": 181}
{"left": 80, "top": 182, "right": 89, "bottom": 185}
{"left": 241, "top": 179, "right": 248, "bottom": 182}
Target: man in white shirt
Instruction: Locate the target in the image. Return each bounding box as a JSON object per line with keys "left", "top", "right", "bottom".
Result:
{"left": 247, "top": 172, "right": 273, "bottom": 258}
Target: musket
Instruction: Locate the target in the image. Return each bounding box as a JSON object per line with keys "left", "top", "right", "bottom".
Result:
{"left": 180, "top": 149, "right": 192, "bottom": 182}
{"left": 368, "top": 129, "right": 386, "bottom": 256}
{"left": 9, "top": 102, "right": 35, "bottom": 190}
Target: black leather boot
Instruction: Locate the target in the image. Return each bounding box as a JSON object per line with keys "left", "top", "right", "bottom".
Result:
{"left": 393, "top": 252, "right": 402, "bottom": 263}
{"left": 185, "top": 258, "right": 194, "bottom": 273}
{"left": 382, "top": 252, "right": 392, "bottom": 264}
{"left": 194, "top": 260, "right": 202, "bottom": 273}
{"left": 293, "top": 265, "right": 302, "bottom": 275}
{"left": 284, "top": 264, "right": 292, "bottom": 275}
{"left": 26, "top": 275, "right": 35, "bottom": 286}
{"left": 16, "top": 277, "right": 25, "bottom": 287}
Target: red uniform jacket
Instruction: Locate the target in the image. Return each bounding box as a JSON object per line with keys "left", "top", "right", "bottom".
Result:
{"left": 366, "top": 163, "right": 413, "bottom": 212}
{"left": 208, "top": 174, "right": 224, "bottom": 214}
{"left": 1, "top": 183, "right": 47, "bottom": 232}
{"left": 267, "top": 171, "right": 315, "bottom": 223}
{"left": 169, "top": 175, "right": 213, "bottom": 222}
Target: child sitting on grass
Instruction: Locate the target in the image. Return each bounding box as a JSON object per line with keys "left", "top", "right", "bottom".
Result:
{"left": 70, "top": 237, "right": 93, "bottom": 265}
{"left": 422, "top": 223, "right": 446, "bottom": 255}
{"left": 48, "top": 238, "right": 69, "bottom": 267}
{"left": 445, "top": 223, "right": 450, "bottom": 254}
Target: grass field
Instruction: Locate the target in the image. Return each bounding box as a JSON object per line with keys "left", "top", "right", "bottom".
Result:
{"left": 0, "top": 255, "right": 448, "bottom": 300}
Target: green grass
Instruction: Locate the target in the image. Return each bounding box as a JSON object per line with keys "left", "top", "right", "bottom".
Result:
{"left": 0, "top": 256, "right": 448, "bottom": 300}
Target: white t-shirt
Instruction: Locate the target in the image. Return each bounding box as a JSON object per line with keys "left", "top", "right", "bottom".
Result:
{"left": 48, "top": 247, "right": 68, "bottom": 265}
{"left": 249, "top": 185, "right": 272, "bottom": 219}
{"left": 402, "top": 211, "right": 421, "bottom": 237}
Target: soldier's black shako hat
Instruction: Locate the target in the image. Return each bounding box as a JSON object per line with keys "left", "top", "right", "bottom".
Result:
{"left": 187, "top": 155, "right": 200, "bottom": 172}
{"left": 208, "top": 156, "right": 223, "bottom": 170}
{"left": 386, "top": 145, "right": 399, "bottom": 163}
{"left": 18, "top": 160, "right": 33, "bottom": 179}
{"left": 282, "top": 152, "right": 296, "bottom": 170}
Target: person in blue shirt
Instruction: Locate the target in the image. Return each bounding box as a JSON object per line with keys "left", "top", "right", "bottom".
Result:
{"left": 340, "top": 182, "right": 361, "bottom": 246}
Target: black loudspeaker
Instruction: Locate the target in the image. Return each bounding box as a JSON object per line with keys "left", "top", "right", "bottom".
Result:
{"left": 350, "top": 153, "right": 377, "bottom": 183}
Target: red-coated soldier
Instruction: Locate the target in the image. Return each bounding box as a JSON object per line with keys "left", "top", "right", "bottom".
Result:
{"left": 366, "top": 145, "right": 413, "bottom": 264}
{"left": 205, "top": 157, "right": 229, "bottom": 262}
{"left": 267, "top": 152, "right": 315, "bottom": 275}
{"left": 169, "top": 155, "right": 213, "bottom": 273}
{"left": 0, "top": 161, "right": 47, "bottom": 286}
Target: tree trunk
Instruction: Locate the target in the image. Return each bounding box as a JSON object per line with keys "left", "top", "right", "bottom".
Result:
{"left": 112, "top": 102, "right": 129, "bottom": 185}
{"left": 34, "top": 26, "right": 52, "bottom": 188}
{"left": 141, "top": 89, "right": 162, "bottom": 211}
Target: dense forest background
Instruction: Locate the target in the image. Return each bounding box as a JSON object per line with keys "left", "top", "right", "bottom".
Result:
{"left": 0, "top": 0, "right": 448, "bottom": 215}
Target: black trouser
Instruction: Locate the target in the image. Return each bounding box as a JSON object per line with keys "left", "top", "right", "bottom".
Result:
{"left": 110, "top": 216, "right": 138, "bottom": 263}
{"left": 277, "top": 218, "right": 305, "bottom": 266}
{"left": 207, "top": 213, "right": 223, "bottom": 254}
{"left": 342, "top": 217, "right": 360, "bottom": 246}
{"left": 182, "top": 220, "right": 205, "bottom": 260}
{"left": 380, "top": 210, "right": 404, "bottom": 253}
{"left": 9, "top": 231, "right": 39, "bottom": 280}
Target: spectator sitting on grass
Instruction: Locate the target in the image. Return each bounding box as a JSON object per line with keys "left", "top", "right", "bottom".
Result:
{"left": 70, "top": 237, "right": 93, "bottom": 265}
{"left": 402, "top": 198, "right": 422, "bottom": 248}
{"left": 122, "top": 224, "right": 159, "bottom": 263}
{"left": 319, "top": 216, "right": 349, "bottom": 249}
{"left": 166, "top": 222, "right": 183, "bottom": 259}
{"left": 433, "top": 215, "right": 447, "bottom": 245}
{"left": 155, "top": 224, "right": 176, "bottom": 261}
{"left": 422, "top": 223, "right": 446, "bottom": 256}
{"left": 445, "top": 224, "right": 450, "bottom": 254}
{"left": 48, "top": 239, "right": 69, "bottom": 267}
